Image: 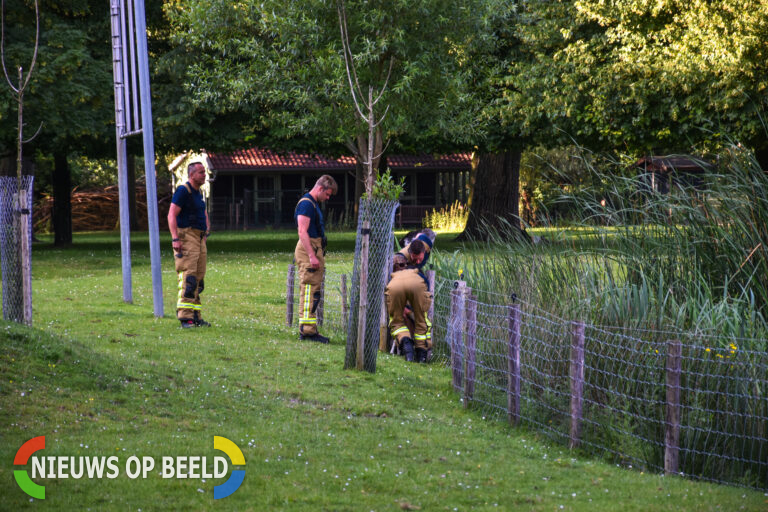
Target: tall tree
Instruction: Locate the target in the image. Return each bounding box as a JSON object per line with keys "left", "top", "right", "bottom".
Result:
{"left": 456, "top": 1, "right": 529, "bottom": 240}
{"left": 169, "top": 0, "right": 476, "bottom": 178}
{"left": 511, "top": 0, "right": 768, "bottom": 157}
{"left": 0, "top": 0, "right": 114, "bottom": 245}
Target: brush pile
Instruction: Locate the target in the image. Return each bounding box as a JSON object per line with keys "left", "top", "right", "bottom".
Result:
{"left": 34, "top": 180, "right": 172, "bottom": 232}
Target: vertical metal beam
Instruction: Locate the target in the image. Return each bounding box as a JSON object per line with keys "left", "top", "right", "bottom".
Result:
{"left": 133, "top": 0, "right": 164, "bottom": 317}
{"left": 118, "top": 0, "right": 131, "bottom": 133}
{"left": 110, "top": 0, "right": 133, "bottom": 304}
{"left": 126, "top": 0, "right": 140, "bottom": 129}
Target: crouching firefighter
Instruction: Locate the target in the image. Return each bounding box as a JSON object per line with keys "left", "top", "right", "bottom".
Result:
{"left": 385, "top": 249, "right": 433, "bottom": 362}
{"left": 168, "top": 162, "right": 212, "bottom": 328}
{"left": 294, "top": 175, "right": 338, "bottom": 343}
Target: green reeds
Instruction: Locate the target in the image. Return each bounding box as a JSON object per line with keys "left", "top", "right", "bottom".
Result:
{"left": 430, "top": 144, "right": 768, "bottom": 489}
{"left": 423, "top": 201, "right": 470, "bottom": 232}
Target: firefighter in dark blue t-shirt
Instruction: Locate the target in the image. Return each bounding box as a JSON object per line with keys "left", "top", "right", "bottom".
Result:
{"left": 294, "top": 175, "right": 338, "bottom": 343}
{"left": 168, "top": 162, "right": 211, "bottom": 328}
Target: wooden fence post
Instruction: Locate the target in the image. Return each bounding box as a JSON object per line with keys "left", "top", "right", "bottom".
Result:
{"left": 450, "top": 281, "right": 466, "bottom": 391}
{"left": 507, "top": 303, "right": 521, "bottom": 425}
{"left": 665, "top": 338, "right": 682, "bottom": 475}
{"left": 19, "top": 189, "right": 32, "bottom": 326}
{"left": 286, "top": 264, "right": 295, "bottom": 326}
{"left": 569, "top": 321, "right": 585, "bottom": 449}
{"left": 463, "top": 291, "right": 477, "bottom": 408}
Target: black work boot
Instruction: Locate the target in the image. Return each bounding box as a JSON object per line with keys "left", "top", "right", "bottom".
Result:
{"left": 194, "top": 311, "right": 211, "bottom": 327}
{"left": 415, "top": 348, "right": 427, "bottom": 363}
{"left": 300, "top": 332, "right": 330, "bottom": 344}
{"left": 402, "top": 337, "right": 415, "bottom": 362}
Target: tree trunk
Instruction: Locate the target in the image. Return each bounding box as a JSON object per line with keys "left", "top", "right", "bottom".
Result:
{"left": 127, "top": 153, "right": 139, "bottom": 231}
{"left": 52, "top": 152, "right": 72, "bottom": 246}
{"left": 457, "top": 150, "right": 523, "bottom": 241}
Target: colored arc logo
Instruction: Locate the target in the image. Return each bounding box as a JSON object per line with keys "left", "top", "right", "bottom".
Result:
{"left": 213, "top": 436, "right": 245, "bottom": 499}
{"left": 14, "top": 436, "right": 46, "bottom": 499}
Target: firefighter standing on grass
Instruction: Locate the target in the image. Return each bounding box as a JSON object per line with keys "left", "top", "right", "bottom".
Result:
{"left": 386, "top": 241, "right": 433, "bottom": 362}
{"left": 168, "top": 162, "right": 211, "bottom": 328}
{"left": 294, "top": 175, "right": 338, "bottom": 343}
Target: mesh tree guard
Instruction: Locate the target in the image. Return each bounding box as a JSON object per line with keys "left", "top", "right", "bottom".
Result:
{"left": 0, "top": 176, "right": 34, "bottom": 324}
{"left": 344, "top": 198, "right": 399, "bottom": 373}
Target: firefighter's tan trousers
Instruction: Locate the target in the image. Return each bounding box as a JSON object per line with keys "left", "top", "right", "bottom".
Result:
{"left": 294, "top": 237, "right": 325, "bottom": 336}
{"left": 175, "top": 227, "right": 207, "bottom": 321}
{"left": 385, "top": 269, "right": 433, "bottom": 350}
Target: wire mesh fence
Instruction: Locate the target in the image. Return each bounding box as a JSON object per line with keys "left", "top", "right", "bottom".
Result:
{"left": 433, "top": 275, "right": 767, "bottom": 491}
{"left": 284, "top": 241, "right": 768, "bottom": 491}
{"left": 0, "top": 176, "right": 34, "bottom": 324}
{"left": 343, "top": 199, "right": 400, "bottom": 373}
{"left": 286, "top": 266, "right": 352, "bottom": 342}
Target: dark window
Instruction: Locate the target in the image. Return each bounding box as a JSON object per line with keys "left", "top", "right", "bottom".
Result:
{"left": 417, "top": 172, "right": 436, "bottom": 205}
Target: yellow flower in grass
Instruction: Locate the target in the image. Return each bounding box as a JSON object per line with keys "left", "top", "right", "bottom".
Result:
{"left": 705, "top": 348, "right": 711, "bottom": 353}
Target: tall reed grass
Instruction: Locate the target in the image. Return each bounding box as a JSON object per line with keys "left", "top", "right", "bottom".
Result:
{"left": 438, "top": 145, "right": 768, "bottom": 344}
{"left": 423, "top": 201, "right": 469, "bottom": 231}
{"left": 431, "top": 144, "right": 768, "bottom": 488}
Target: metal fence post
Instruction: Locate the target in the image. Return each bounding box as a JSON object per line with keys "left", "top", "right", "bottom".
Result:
{"left": 286, "top": 264, "right": 295, "bottom": 326}
{"left": 341, "top": 273, "right": 348, "bottom": 330}
{"left": 318, "top": 272, "right": 325, "bottom": 327}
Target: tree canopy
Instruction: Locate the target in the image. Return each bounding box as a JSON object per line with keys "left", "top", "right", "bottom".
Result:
{"left": 169, "top": 0, "right": 478, "bottom": 156}
{"left": 509, "top": 0, "right": 768, "bottom": 154}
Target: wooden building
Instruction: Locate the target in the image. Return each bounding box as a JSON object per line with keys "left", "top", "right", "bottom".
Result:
{"left": 635, "top": 156, "right": 712, "bottom": 194}
{"left": 170, "top": 148, "right": 472, "bottom": 229}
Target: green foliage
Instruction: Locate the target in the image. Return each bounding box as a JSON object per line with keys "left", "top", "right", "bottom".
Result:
{"left": 0, "top": 0, "right": 114, "bottom": 156}
{"left": 168, "top": 0, "right": 479, "bottom": 154}
{"left": 363, "top": 168, "right": 404, "bottom": 201}
{"left": 510, "top": 0, "right": 768, "bottom": 153}
{"left": 423, "top": 200, "right": 469, "bottom": 231}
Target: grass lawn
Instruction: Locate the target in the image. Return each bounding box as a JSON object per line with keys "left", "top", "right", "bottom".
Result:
{"left": 0, "top": 230, "right": 765, "bottom": 511}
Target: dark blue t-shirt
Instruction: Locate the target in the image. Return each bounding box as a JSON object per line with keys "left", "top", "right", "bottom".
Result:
{"left": 171, "top": 183, "right": 207, "bottom": 230}
{"left": 294, "top": 193, "right": 324, "bottom": 238}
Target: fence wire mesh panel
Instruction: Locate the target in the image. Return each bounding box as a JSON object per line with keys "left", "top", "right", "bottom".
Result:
{"left": 344, "top": 199, "right": 399, "bottom": 373}
{"left": 426, "top": 275, "right": 768, "bottom": 491}
{"left": 0, "top": 176, "right": 34, "bottom": 324}
{"left": 286, "top": 267, "right": 352, "bottom": 339}
{"left": 287, "top": 256, "right": 768, "bottom": 490}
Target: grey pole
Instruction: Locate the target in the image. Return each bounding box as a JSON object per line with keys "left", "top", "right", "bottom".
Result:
{"left": 109, "top": 0, "right": 132, "bottom": 303}
{"left": 132, "top": 0, "right": 164, "bottom": 318}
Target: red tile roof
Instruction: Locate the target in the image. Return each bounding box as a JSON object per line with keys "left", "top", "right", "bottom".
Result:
{"left": 206, "top": 147, "right": 471, "bottom": 172}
